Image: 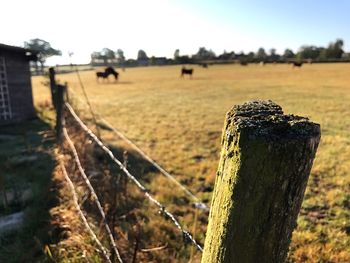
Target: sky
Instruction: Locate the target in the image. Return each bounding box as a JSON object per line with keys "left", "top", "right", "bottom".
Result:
{"left": 1, "top": 0, "right": 349, "bottom": 65}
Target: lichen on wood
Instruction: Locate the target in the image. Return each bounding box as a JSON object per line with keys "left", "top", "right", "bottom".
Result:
{"left": 202, "top": 100, "right": 321, "bottom": 263}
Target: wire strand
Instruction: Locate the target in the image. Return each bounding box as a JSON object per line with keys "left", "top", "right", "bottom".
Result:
{"left": 67, "top": 89, "right": 208, "bottom": 211}
{"left": 63, "top": 127, "right": 124, "bottom": 262}
{"left": 99, "top": 118, "right": 209, "bottom": 211}
{"left": 74, "top": 66, "right": 101, "bottom": 137}
{"left": 65, "top": 102, "right": 204, "bottom": 252}
{"left": 60, "top": 162, "right": 113, "bottom": 263}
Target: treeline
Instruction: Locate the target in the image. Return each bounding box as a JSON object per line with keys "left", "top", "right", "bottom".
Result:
{"left": 91, "top": 39, "right": 349, "bottom": 67}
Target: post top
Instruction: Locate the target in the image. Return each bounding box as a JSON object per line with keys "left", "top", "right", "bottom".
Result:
{"left": 227, "top": 100, "right": 320, "bottom": 139}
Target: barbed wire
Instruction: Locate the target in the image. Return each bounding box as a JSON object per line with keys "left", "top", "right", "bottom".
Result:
{"left": 63, "top": 127, "right": 124, "bottom": 263}
{"left": 99, "top": 118, "right": 209, "bottom": 211}
{"left": 73, "top": 65, "right": 101, "bottom": 137}
{"left": 60, "top": 162, "right": 113, "bottom": 263}
{"left": 65, "top": 102, "right": 204, "bottom": 252}
{"left": 67, "top": 89, "right": 208, "bottom": 211}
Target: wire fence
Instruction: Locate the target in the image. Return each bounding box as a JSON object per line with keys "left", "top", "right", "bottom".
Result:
{"left": 68, "top": 88, "right": 208, "bottom": 211}
{"left": 99, "top": 118, "right": 209, "bottom": 211}
{"left": 62, "top": 127, "right": 124, "bottom": 262}
{"left": 65, "top": 102, "right": 204, "bottom": 252}
{"left": 60, "top": 162, "right": 113, "bottom": 263}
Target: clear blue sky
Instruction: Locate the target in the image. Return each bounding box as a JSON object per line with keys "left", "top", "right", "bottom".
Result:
{"left": 180, "top": 0, "right": 350, "bottom": 51}
{"left": 1, "top": 0, "right": 349, "bottom": 65}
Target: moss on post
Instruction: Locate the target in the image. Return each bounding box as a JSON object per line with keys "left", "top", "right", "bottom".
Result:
{"left": 201, "top": 100, "right": 321, "bottom": 263}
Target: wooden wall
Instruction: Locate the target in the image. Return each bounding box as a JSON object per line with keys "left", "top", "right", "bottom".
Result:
{"left": 0, "top": 49, "right": 35, "bottom": 123}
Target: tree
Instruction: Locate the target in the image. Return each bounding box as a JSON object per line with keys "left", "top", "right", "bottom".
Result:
{"left": 246, "top": 52, "right": 255, "bottom": 62}
{"left": 255, "top": 47, "right": 267, "bottom": 60}
{"left": 174, "top": 49, "right": 180, "bottom": 60}
{"left": 195, "top": 47, "right": 216, "bottom": 61}
{"left": 283, "top": 49, "right": 295, "bottom": 59}
{"left": 296, "top": 45, "right": 321, "bottom": 60}
{"left": 101, "top": 48, "right": 115, "bottom": 60}
{"left": 268, "top": 48, "right": 280, "bottom": 62}
{"left": 149, "top": 56, "right": 157, "bottom": 65}
{"left": 137, "top": 50, "right": 148, "bottom": 60}
{"left": 24, "top": 38, "right": 61, "bottom": 73}
{"left": 116, "top": 49, "right": 125, "bottom": 64}
{"left": 218, "top": 50, "right": 235, "bottom": 60}
{"left": 325, "top": 39, "right": 344, "bottom": 59}
{"left": 269, "top": 48, "right": 276, "bottom": 56}
{"left": 177, "top": 55, "right": 192, "bottom": 64}
{"left": 90, "top": 48, "right": 116, "bottom": 65}
{"left": 101, "top": 48, "right": 115, "bottom": 64}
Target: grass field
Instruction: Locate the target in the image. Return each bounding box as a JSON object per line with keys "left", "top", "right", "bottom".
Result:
{"left": 32, "top": 64, "right": 350, "bottom": 262}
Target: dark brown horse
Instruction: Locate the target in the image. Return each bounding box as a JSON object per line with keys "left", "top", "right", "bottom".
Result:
{"left": 292, "top": 62, "right": 303, "bottom": 68}
{"left": 96, "top": 67, "right": 119, "bottom": 81}
{"left": 181, "top": 67, "right": 193, "bottom": 78}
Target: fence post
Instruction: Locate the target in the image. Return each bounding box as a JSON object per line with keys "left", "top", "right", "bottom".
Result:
{"left": 201, "top": 100, "right": 320, "bottom": 263}
{"left": 48, "top": 67, "right": 57, "bottom": 109}
{"left": 55, "top": 84, "right": 66, "bottom": 140}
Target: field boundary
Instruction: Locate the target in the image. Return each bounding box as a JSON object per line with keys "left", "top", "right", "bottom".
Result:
{"left": 64, "top": 102, "right": 204, "bottom": 253}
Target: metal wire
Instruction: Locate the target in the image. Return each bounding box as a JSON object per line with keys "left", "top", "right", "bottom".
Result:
{"left": 99, "top": 118, "right": 209, "bottom": 211}
{"left": 65, "top": 102, "right": 204, "bottom": 252}
{"left": 74, "top": 66, "right": 101, "bottom": 137}
{"left": 60, "top": 162, "right": 113, "bottom": 263}
{"left": 67, "top": 89, "right": 208, "bottom": 211}
{"left": 63, "top": 127, "right": 124, "bottom": 263}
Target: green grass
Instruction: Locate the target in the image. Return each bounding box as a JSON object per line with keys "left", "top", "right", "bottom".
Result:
{"left": 0, "top": 111, "right": 56, "bottom": 262}
{"left": 32, "top": 63, "right": 350, "bottom": 262}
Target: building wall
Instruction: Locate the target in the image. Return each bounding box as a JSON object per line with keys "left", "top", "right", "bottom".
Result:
{"left": 0, "top": 49, "right": 35, "bottom": 123}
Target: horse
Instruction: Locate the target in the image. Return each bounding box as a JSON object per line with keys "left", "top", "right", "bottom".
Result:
{"left": 181, "top": 67, "right": 193, "bottom": 78}
{"left": 292, "top": 62, "right": 303, "bottom": 68}
{"left": 96, "top": 67, "right": 119, "bottom": 81}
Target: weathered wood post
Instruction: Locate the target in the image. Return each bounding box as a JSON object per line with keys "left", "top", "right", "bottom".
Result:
{"left": 48, "top": 67, "right": 57, "bottom": 109}
{"left": 55, "top": 84, "right": 66, "bottom": 140}
{"left": 201, "top": 100, "right": 320, "bottom": 263}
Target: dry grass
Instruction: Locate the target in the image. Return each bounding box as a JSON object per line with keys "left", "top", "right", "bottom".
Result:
{"left": 32, "top": 63, "right": 350, "bottom": 262}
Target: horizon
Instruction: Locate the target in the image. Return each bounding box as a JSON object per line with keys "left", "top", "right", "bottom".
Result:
{"left": 1, "top": 0, "right": 349, "bottom": 65}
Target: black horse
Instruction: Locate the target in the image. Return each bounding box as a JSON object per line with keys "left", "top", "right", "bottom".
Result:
{"left": 181, "top": 67, "right": 193, "bottom": 78}
{"left": 96, "top": 67, "right": 119, "bottom": 81}
{"left": 292, "top": 62, "right": 303, "bottom": 68}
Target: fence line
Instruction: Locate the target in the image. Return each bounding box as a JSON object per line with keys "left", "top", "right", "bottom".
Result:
{"left": 100, "top": 118, "right": 209, "bottom": 211}
{"left": 65, "top": 102, "right": 204, "bottom": 252}
{"left": 63, "top": 127, "right": 124, "bottom": 263}
{"left": 74, "top": 66, "right": 101, "bottom": 137}
{"left": 67, "top": 89, "right": 208, "bottom": 211}
{"left": 60, "top": 162, "right": 113, "bottom": 263}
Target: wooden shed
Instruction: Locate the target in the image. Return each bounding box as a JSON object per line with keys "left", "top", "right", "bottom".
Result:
{"left": 0, "top": 43, "right": 37, "bottom": 124}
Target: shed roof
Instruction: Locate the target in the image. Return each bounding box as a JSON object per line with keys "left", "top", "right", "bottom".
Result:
{"left": 0, "top": 43, "right": 38, "bottom": 61}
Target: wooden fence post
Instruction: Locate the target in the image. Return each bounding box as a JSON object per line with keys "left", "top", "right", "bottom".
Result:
{"left": 201, "top": 100, "right": 321, "bottom": 263}
{"left": 55, "top": 84, "right": 66, "bottom": 140}
{"left": 48, "top": 67, "right": 57, "bottom": 109}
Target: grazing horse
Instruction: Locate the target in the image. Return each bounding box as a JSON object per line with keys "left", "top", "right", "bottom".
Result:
{"left": 96, "top": 67, "right": 119, "bottom": 81}
{"left": 181, "top": 67, "right": 193, "bottom": 78}
{"left": 292, "top": 62, "right": 303, "bottom": 68}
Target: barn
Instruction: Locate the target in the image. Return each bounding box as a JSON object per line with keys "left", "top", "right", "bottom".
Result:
{"left": 0, "top": 43, "right": 37, "bottom": 124}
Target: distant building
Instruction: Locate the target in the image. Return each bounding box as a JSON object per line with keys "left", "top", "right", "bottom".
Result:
{"left": 0, "top": 43, "right": 37, "bottom": 124}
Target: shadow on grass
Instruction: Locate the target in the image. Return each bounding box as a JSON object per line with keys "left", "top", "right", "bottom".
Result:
{"left": 0, "top": 116, "right": 59, "bottom": 262}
